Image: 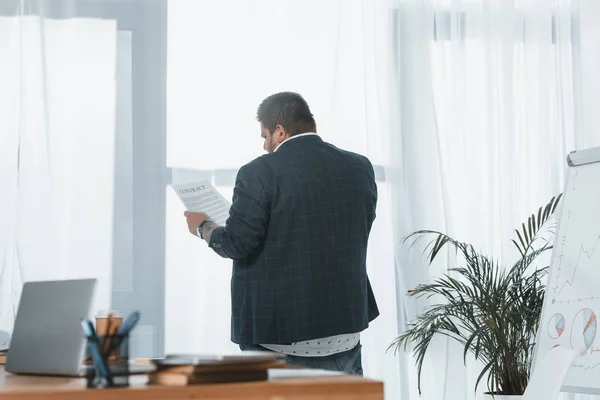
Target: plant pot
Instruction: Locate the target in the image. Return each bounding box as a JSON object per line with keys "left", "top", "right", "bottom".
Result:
{"left": 483, "top": 394, "right": 523, "bottom": 399}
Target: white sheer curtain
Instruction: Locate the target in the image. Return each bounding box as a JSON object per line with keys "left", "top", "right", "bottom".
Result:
{"left": 165, "top": 0, "right": 401, "bottom": 398}
{"left": 0, "top": 5, "right": 116, "bottom": 329}
{"left": 391, "top": 0, "right": 600, "bottom": 399}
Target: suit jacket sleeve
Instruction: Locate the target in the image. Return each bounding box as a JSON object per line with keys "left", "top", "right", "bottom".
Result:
{"left": 208, "top": 162, "right": 270, "bottom": 260}
{"left": 366, "top": 157, "right": 377, "bottom": 226}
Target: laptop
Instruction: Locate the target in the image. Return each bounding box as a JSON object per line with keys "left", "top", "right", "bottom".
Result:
{"left": 6, "top": 278, "right": 152, "bottom": 376}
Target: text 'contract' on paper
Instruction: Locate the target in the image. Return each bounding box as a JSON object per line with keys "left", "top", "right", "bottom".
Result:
{"left": 171, "top": 181, "right": 231, "bottom": 226}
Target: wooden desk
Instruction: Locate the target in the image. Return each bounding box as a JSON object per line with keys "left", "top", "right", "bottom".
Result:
{"left": 0, "top": 367, "right": 383, "bottom": 400}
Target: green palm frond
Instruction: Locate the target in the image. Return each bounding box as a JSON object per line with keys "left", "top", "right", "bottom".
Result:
{"left": 511, "top": 194, "right": 562, "bottom": 257}
{"left": 391, "top": 194, "right": 562, "bottom": 395}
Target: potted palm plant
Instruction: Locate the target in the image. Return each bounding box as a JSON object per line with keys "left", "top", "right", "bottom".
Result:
{"left": 390, "top": 195, "right": 562, "bottom": 398}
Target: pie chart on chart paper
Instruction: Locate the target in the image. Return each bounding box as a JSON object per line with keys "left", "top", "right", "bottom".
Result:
{"left": 570, "top": 308, "right": 597, "bottom": 350}
{"left": 548, "top": 313, "right": 566, "bottom": 339}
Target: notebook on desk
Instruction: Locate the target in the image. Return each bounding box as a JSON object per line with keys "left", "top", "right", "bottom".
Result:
{"left": 158, "top": 352, "right": 286, "bottom": 366}
{"left": 5, "top": 279, "right": 153, "bottom": 377}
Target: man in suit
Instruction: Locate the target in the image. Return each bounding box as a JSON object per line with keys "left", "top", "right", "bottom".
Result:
{"left": 184, "top": 92, "right": 379, "bottom": 374}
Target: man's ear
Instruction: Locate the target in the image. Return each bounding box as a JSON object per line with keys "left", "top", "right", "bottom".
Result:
{"left": 275, "top": 124, "right": 289, "bottom": 142}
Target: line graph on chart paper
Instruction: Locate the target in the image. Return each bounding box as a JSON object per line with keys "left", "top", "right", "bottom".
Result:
{"left": 552, "top": 229, "right": 600, "bottom": 304}
{"left": 550, "top": 169, "right": 600, "bottom": 306}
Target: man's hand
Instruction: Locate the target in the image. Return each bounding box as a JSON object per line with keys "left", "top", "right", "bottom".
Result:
{"left": 184, "top": 211, "right": 210, "bottom": 236}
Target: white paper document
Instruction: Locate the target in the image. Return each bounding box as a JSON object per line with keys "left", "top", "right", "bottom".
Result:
{"left": 268, "top": 369, "right": 345, "bottom": 379}
{"left": 171, "top": 181, "right": 231, "bottom": 226}
{"left": 526, "top": 346, "right": 586, "bottom": 400}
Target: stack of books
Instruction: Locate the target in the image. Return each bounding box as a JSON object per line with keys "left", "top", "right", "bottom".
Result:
{"left": 0, "top": 341, "right": 9, "bottom": 365}
{"left": 148, "top": 352, "right": 286, "bottom": 386}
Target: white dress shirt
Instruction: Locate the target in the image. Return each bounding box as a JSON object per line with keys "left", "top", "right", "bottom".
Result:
{"left": 273, "top": 132, "right": 319, "bottom": 152}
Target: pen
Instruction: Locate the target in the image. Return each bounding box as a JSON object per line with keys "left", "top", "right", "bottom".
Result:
{"left": 80, "top": 319, "right": 113, "bottom": 385}
{"left": 106, "top": 310, "right": 141, "bottom": 355}
{"left": 103, "top": 314, "right": 114, "bottom": 358}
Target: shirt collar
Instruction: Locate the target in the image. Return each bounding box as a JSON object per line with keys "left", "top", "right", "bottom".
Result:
{"left": 273, "top": 132, "right": 319, "bottom": 152}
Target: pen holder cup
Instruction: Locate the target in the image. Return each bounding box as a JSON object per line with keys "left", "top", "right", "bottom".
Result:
{"left": 85, "top": 334, "right": 130, "bottom": 388}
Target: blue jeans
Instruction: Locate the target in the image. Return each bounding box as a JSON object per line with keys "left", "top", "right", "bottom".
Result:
{"left": 239, "top": 343, "right": 363, "bottom": 376}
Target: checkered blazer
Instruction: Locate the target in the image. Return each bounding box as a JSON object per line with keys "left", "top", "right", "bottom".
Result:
{"left": 209, "top": 135, "right": 380, "bottom": 345}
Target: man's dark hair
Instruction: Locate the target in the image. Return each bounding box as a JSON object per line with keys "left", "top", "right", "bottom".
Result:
{"left": 256, "top": 92, "right": 317, "bottom": 136}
